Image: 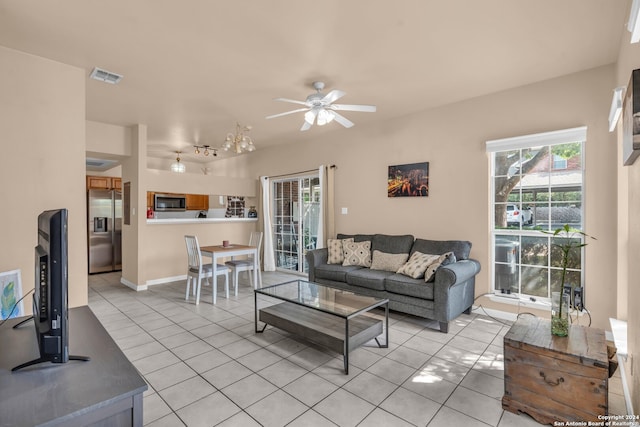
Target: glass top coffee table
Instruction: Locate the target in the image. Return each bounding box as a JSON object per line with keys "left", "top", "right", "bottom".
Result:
{"left": 255, "top": 280, "right": 389, "bottom": 374}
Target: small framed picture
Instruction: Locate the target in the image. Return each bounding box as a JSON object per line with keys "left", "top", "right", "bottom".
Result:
{"left": 1, "top": 269, "right": 24, "bottom": 320}
{"left": 388, "top": 162, "right": 429, "bottom": 197}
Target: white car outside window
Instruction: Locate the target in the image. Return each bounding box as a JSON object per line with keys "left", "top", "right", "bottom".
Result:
{"left": 506, "top": 204, "right": 533, "bottom": 225}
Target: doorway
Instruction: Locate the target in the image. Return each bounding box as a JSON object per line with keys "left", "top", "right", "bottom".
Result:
{"left": 272, "top": 175, "right": 320, "bottom": 273}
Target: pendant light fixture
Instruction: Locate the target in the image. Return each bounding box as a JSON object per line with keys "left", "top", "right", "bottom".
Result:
{"left": 170, "top": 151, "right": 185, "bottom": 173}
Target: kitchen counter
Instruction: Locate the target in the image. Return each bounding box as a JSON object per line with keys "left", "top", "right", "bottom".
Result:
{"left": 147, "top": 217, "right": 258, "bottom": 225}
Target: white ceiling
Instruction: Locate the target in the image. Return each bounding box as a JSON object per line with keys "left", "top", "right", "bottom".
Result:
{"left": 0, "top": 1, "right": 631, "bottom": 167}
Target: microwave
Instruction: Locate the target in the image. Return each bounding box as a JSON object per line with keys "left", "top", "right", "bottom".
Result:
{"left": 154, "top": 194, "right": 186, "bottom": 211}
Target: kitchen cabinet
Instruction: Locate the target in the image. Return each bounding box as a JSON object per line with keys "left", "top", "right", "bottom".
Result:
{"left": 87, "top": 176, "right": 112, "bottom": 190}
{"left": 147, "top": 192, "right": 154, "bottom": 209}
{"left": 186, "top": 194, "right": 209, "bottom": 211}
{"left": 87, "top": 175, "right": 121, "bottom": 190}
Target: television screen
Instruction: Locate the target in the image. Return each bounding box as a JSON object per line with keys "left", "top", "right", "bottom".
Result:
{"left": 34, "top": 208, "right": 69, "bottom": 363}
{"left": 12, "top": 209, "right": 71, "bottom": 371}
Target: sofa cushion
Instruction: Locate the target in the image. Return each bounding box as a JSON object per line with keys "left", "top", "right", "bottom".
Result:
{"left": 425, "top": 252, "right": 456, "bottom": 282}
{"left": 342, "top": 240, "right": 372, "bottom": 267}
{"left": 314, "top": 263, "right": 363, "bottom": 282}
{"left": 385, "top": 274, "right": 435, "bottom": 300}
{"left": 371, "top": 234, "right": 415, "bottom": 254}
{"left": 346, "top": 268, "right": 394, "bottom": 291}
{"left": 397, "top": 251, "right": 441, "bottom": 279}
{"left": 370, "top": 250, "right": 409, "bottom": 272}
{"left": 411, "top": 239, "right": 472, "bottom": 260}
{"left": 327, "top": 238, "right": 353, "bottom": 264}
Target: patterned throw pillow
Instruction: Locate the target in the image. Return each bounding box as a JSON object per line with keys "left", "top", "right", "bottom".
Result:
{"left": 424, "top": 252, "right": 456, "bottom": 282}
{"left": 397, "top": 251, "right": 441, "bottom": 279}
{"left": 327, "top": 238, "right": 354, "bottom": 264}
{"left": 370, "top": 250, "right": 409, "bottom": 272}
{"left": 342, "top": 240, "right": 372, "bottom": 267}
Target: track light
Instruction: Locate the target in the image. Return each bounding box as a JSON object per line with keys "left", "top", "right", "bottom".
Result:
{"left": 193, "top": 144, "right": 218, "bottom": 157}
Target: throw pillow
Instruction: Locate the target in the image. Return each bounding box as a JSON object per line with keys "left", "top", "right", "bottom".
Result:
{"left": 327, "top": 238, "right": 353, "bottom": 264}
{"left": 397, "top": 251, "right": 441, "bottom": 279}
{"left": 342, "top": 240, "right": 372, "bottom": 267}
{"left": 425, "top": 251, "right": 456, "bottom": 282}
{"left": 370, "top": 250, "right": 409, "bottom": 272}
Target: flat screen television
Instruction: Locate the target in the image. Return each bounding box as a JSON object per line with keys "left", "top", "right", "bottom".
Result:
{"left": 12, "top": 208, "right": 88, "bottom": 371}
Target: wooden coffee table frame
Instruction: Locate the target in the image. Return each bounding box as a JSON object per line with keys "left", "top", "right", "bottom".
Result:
{"left": 255, "top": 281, "right": 388, "bottom": 374}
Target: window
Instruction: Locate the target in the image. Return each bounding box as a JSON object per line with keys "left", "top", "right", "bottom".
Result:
{"left": 487, "top": 127, "right": 586, "bottom": 301}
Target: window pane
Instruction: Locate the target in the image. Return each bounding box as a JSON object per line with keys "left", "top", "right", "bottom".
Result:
{"left": 521, "top": 236, "right": 548, "bottom": 266}
{"left": 494, "top": 236, "right": 519, "bottom": 293}
{"left": 521, "top": 266, "right": 548, "bottom": 297}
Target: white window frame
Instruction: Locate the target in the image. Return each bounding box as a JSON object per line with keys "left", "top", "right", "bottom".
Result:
{"left": 486, "top": 127, "right": 586, "bottom": 304}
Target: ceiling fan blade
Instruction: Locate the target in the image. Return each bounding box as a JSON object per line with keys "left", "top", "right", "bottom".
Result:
{"left": 300, "top": 120, "right": 313, "bottom": 131}
{"left": 266, "top": 108, "right": 309, "bottom": 120}
{"left": 322, "top": 89, "right": 346, "bottom": 104}
{"left": 330, "top": 104, "right": 377, "bottom": 112}
{"left": 332, "top": 112, "right": 354, "bottom": 128}
{"left": 273, "top": 97, "right": 309, "bottom": 106}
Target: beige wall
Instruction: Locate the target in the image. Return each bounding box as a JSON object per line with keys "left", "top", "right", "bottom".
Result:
{"left": 0, "top": 46, "right": 87, "bottom": 309}
{"left": 249, "top": 64, "right": 618, "bottom": 331}
{"left": 614, "top": 30, "right": 640, "bottom": 415}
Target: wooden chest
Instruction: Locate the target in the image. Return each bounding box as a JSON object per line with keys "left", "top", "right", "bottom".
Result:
{"left": 502, "top": 316, "right": 609, "bottom": 425}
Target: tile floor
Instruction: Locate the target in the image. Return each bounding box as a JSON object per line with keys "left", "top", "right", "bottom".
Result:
{"left": 88, "top": 271, "right": 627, "bottom": 427}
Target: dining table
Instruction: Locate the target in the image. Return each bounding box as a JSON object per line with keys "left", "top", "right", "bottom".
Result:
{"left": 200, "top": 244, "right": 260, "bottom": 303}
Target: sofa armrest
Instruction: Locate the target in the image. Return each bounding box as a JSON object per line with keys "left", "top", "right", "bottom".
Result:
{"left": 434, "top": 259, "right": 481, "bottom": 289}
{"left": 306, "top": 248, "right": 328, "bottom": 282}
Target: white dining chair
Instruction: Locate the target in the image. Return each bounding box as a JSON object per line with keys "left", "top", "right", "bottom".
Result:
{"left": 184, "top": 235, "right": 229, "bottom": 304}
{"left": 225, "top": 231, "right": 263, "bottom": 295}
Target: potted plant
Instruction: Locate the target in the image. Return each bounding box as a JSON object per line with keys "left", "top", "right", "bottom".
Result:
{"left": 543, "top": 224, "right": 596, "bottom": 336}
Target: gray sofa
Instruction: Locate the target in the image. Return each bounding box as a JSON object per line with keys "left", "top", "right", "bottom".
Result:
{"left": 306, "top": 233, "right": 481, "bottom": 333}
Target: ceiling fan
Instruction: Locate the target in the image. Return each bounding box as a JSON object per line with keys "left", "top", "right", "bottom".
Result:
{"left": 266, "top": 81, "right": 376, "bottom": 131}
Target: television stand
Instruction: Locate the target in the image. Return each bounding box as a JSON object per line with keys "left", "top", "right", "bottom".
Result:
{"left": 12, "top": 315, "right": 33, "bottom": 329}
{"left": 0, "top": 306, "right": 147, "bottom": 426}
{"left": 11, "top": 354, "right": 90, "bottom": 372}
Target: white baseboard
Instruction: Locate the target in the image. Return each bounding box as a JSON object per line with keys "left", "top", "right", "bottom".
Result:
{"left": 146, "top": 275, "right": 186, "bottom": 287}
{"left": 119, "top": 275, "right": 185, "bottom": 291}
{"left": 120, "top": 277, "right": 147, "bottom": 291}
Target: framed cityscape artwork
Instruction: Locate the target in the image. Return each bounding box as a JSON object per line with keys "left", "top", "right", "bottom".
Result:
{"left": 623, "top": 68, "right": 640, "bottom": 166}
{"left": 388, "top": 162, "right": 429, "bottom": 197}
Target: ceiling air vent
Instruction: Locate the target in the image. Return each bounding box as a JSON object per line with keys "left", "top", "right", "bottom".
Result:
{"left": 89, "top": 67, "right": 123, "bottom": 84}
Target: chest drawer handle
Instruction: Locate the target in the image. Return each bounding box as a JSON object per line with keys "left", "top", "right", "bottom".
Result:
{"left": 540, "top": 371, "right": 564, "bottom": 386}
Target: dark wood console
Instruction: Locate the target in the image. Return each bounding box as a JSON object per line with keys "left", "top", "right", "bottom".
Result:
{"left": 0, "top": 306, "right": 147, "bottom": 426}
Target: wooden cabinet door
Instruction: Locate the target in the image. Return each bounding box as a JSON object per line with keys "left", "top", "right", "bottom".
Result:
{"left": 186, "top": 194, "right": 209, "bottom": 211}
{"left": 147, "top": 192, "right": 154, "bottom": 209}
{"left": 87, "top": 176, "right": 112, "bottom": 190}
{"left": 112, "top": 178, "right": 122, "bottom": 190}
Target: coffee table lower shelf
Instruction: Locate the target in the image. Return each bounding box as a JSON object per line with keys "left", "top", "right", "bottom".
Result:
{"left": 258, "top": 301, "right": 386, "bottom": 374}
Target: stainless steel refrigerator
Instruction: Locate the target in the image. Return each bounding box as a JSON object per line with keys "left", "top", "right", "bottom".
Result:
{"left": 88, "top": 189, "right": 122, "bottom": 273}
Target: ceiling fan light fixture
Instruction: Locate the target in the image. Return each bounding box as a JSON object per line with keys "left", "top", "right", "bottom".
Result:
{"left": 304, "top": 109, "right": 317, "bottom": 124}
{"left": 267, "top": 81, "right": 376, "bottom": 131}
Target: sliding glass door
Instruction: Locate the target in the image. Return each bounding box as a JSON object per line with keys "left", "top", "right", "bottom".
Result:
{"left": 272, "top": 175, "right": 320, "bottom": 273}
